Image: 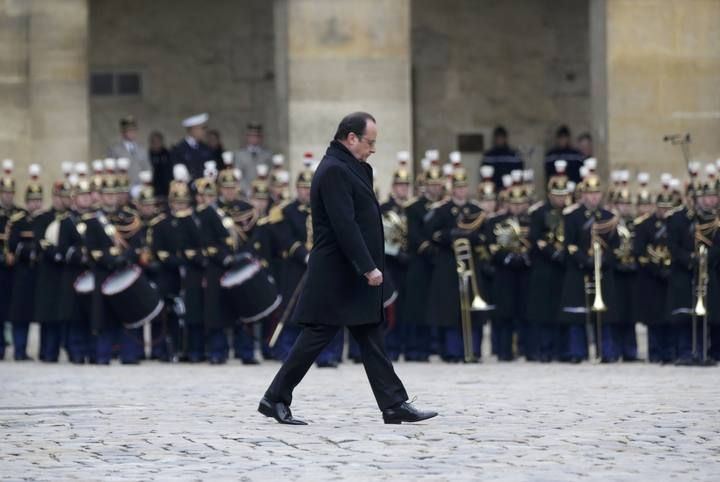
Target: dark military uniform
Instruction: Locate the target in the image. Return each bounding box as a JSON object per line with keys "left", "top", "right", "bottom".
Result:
{"left": 610, "top": 214, "right": 639, "bottom": 361}
{"left": 425, "top": 198, "right": 486, "bottom": 361}
{"left": 633, "top": 211, "right": 673, "bottom": 362}
{"left": 171, "top": 138, "right": 215, "bottom": 181}
{"left": 33, "top": 207, "right": 66, "bottom": 361}
{"left": 526, "top": 201, "right": 566, "bottom": 361}
{"left": 0, "top": 203, "right": 20, "bottom": 359}
{"left": 6, "top": 208, "right": 36, "bottom": 360}
{"left": 558, "top": 203, "right": 619, "bottom": 361}
{"left": 403, "top": 195, "right": 436, "bottom": 360}
{"left": 486, "top": 210, "right": 531, "bottom": 361}
{"left": 173, "top": 207, "right": 207, "bottom": 361}
{"left": 196, "top": 203, "right": 237, "bottom": 363}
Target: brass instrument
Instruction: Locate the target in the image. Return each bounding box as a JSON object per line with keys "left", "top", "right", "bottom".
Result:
{"left": 647, "top": 244, "right": 671, "bottom": 266}
{"left": 545, "top": 209, "right": 565, "bottom": 251}
{"left": 493, "top": 217, "right": 530, "bottom": 254}
{"left": 382, "top": 209, "right": 407, "bottom": 256}
{"left": 613, "top": 221, "right": 634, "bottom": 266}
{"left": 694, "top": 244, "right": 707, "bottom": 317}
{"left": 452, "top": 238, "right": 492, "bottom": 362}
{"left": 592, "top": 237, "right": 607, "bottom": 313}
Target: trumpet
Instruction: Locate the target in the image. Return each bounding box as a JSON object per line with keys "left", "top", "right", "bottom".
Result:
{"left": 592, "top": 237, "right": 607, "bottom": 312}
{"left": 453, "top": 238, "right": 491, "bottom": 362}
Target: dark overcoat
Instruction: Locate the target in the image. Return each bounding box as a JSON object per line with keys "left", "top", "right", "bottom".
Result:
{"left": 293, "top": 140, "right": 384, "bottom": 327}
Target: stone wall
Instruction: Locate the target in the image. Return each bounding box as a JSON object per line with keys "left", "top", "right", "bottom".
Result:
{"left": 412, "top": 0, "right": 590, "bottom": 184}
{"left": 89, "top": 0, "right": 276, "bottom": 159}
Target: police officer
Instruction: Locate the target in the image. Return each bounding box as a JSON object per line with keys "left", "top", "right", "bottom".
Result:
{"left": 425, "top": 167, "right": 486, "bottom": 362}
{"left": 526, "top": 161, "right": 570, "bottom": 362}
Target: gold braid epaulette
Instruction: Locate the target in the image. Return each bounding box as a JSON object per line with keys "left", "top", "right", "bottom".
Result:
{"left": 457, "top": 211, "right": 486, "bottom": 231}
{"left": 591, "top": 214, "right": 619, "bottom": 236}
{"left": 115, "top": 215, "right": 142, "bottom": 240}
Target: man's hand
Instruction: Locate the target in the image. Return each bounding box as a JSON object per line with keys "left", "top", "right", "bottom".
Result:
{"left": 364, "top": 268, "right": 383, "bottom": 286}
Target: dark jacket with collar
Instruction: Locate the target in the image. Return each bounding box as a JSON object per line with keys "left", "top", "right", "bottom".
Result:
{"left": 293, "top": 140, "right": 384, "bottom": 326}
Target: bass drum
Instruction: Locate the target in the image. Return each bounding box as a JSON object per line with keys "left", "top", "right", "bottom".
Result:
{"left": 73, "top": 271, "right": 95, "bottom": 320}
{"left": 221, "top": 253, "right": 282, "bottom": 323}
{"left": 101, "top": 265, "right": 164, "bottom": 328}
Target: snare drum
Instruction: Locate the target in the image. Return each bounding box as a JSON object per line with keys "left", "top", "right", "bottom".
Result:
{"left": 220, "top": 254, "right": 282, "bottom": 323}
{"left": 73, "top": 271, "right": 95, "bottom": 319}
{"left": 101, "top": 265, "right": 164, "bottom": 328}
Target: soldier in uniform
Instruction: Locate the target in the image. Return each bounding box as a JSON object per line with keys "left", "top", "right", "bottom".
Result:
{"left": 194, "top": 177, "right": 238, "bottom": 364}
{"left": 34, "top": 180, "right": 67, "bottom": 362}
{"left": 526, "top": 160, "right": 570, "bottom": 362}
{"left": 558, "top": 172, "right": 619, "bottom": 362}
{"left": 58, "top": 177, "right": 94, "bottom": 363}
{"left": 378, "top": 153, "right": 412, "bottom": 360}
{"left": 610, "top": 184, "right": 639, "bottom": 362}
{"left": 5, "top": 166, "right": 44, "bottom": 360}
{"left": 168, "top": 165, "right": 207, "bottom": 362}
{"left": 425, "top": 168, "right": 486, "bottom": 362}
{"left": 403, "top": 165, "right": 445, "bottom": 361}
{"left": 0, "top": 160, "right": 18, "bottom": 359}
{"left": 634, "top": 191, "right": 674, "bottom": 362}
{"left": 235, "top": 122, "right": 273, "bottom": 195}
{"left": 486, "top": 183, "right": 532, "bottom": 361}
{"left": 171, "top": 113, "right": 214, "bottom": 180}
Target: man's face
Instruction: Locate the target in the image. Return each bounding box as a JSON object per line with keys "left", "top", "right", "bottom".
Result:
{"left": 102, "top": 192, "right": 117, "bottom": 209}
{"left": 118, "top": 192, "right": 129, "bottom": 205}
{"left": 61, "top": 195, "right": 72, "bottom": 209}
{"left": 122, "top": 127, "right": 138, "bottom": 142}
{"left": 346, "top": 121, "right": 377, "bottom": 162}
{"left": 27, "top": 199, "right": 42, "bottom": 213}
{"left": 616, "top": 202, "right": 634, "bottom": 217}
{"left": 578, "top": 138, "right": 592, "bottom": 157}
{"left": 251, "top": 198, "right": 268, "bottom": 214}
{"left": 75, "top": 193, "right": 92, "bottom": 210}
{"left": 452, "top": 185, "right": 468, "bottom": 201}
{"left": 220, "top": 186, "right": 237, "bottom": 201}
{"left": 698, "top": 194, "right": 719, "bottom": 212}
{"left": 170, "top": 199, "right": 189, "bottom": 213}
{"left": 493, "top": 134, "right": 508, "bottom": 148}
{"left": 637, "top": 203, "right": 653, "bottom": 216}
{"left": 509, "top": 202, "right": 528, "bottom": 216}
{"left": 189, "top": 125, "right": 207, "bottom": 142}
{"left": 656, "top": 206, "right": 669, "bottom": 218}
{"left": 548, "top": 193, "right": 568, "bottom": 209}
{"left": 138, "top": 203, "right": 156, "bottom": 218}
{"left": 1, "top": 192, "right": 14, "bottom": 206}
{"left": 204, "top": 194, "right": 218, "bottom": 206}
{"left": 296, "top": 186, "right": 310, "bottom": 204}
{"left": 583, "top": 191, "right": 603, "bottom": 210}
{"left": 556, "top": 134, "right": 570, "bottom": 149}
{"left": 150, "top": 134, "right": 164, "bottom": 150}
{"left": 479, "top": 199, "right": 496, "bottom": 213}
{"left": 246, "top": 132, "right": 262, "bottom": 147}
{"left": 392, "top": 183, "right": 409, "bottom": 201}
{"left": 426, "top": 183, "right": 444, "bottom": 200}
{"left": 52, "top": 194, "right": 64, "bottom": 210}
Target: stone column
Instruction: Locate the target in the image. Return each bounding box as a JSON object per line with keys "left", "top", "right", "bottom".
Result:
{"left": 591, "top": 0, "right": 720, "bottom": 182}
{"left": 29, "top": 0, "right": 89, "bottom": 192}
{"left": 275, "top": 0, "right": 413, "bottom": 198}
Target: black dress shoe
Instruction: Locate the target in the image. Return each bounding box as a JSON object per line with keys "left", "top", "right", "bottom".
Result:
{"left": 258, "top": 397, "right": 307, "bottom": 425}
{"left": 382, "top": 401, "right": 438, "bottom": 424}
{"left": 316, "top": 360, "right": 338, "bottom": 368}
{"left": 242, "top": 358, "right": 260, "bottom": 365}
{"left": 209, "top": 356, "right": 226, "bottom": 365}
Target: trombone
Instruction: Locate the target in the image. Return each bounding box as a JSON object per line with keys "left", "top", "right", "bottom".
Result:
{"left": 693, "top": 243, "right": 710, "bottom": 364}
{"left": 453, "top": 238, "right": 492, "bottom": 362}
{"left": 591, "top": 235, "right": 607, "bottom": 361}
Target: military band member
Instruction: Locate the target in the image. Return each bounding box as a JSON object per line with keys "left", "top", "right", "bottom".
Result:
{"left": 526, "top": 161, "right": 570, "bottom": 362}
{"left": 378, "top": 153, "right": 412, "bottom": 361}
{"left": 58, "top": 178, "right": 93, "bottom": 363}
{"left": 0, "top": 160, "right": 19, "bottom": 359}
{"left": 425, "top": 167, "right": 486, "bottom": 362}
{"left": 634, "top": 191, "right": 674, "bottom": 362}
{"left": 558, "top": 172, "right": 620, "bottom": 362}
{"left": 608, "top": 184, "right": 639, "bottom": 362}
{"left": 168, "top": 166, "right": 207, "bottom": 362}
{"left": 34, "top": 181, "right": 67, "bottom": 362}
{"left": 486, "top": 184, "right": 531, "bottom": 361}
{"left": 5, "top": 166, "right": 43, "bottom": 360}
{"left": 403, "top": 165, "right": 445, "bottom": 361}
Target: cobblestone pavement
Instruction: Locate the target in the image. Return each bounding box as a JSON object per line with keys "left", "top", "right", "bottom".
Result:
{"left": 1, "top": 360, "right": 719, "bottom": 481}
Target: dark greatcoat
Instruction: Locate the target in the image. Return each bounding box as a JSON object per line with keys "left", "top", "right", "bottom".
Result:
{"left": 402, "top": 195, "right": 435, "bottom": 326}
{"left": 293, "top": 140, "right": 384, "bottom": 327}
{"left": 173, "top": 209, "right": 206, "bottom": 326}
{"left": 7, "top": 209, "right": 37, "bottom": 323}
{"left": 170, "top": 139, "right": 214, "bottom": 181}
{"left": 33, "top": 208, "right": 65, "bottom": 323}
{"left": 666, "top": 207, "right": 695, "bottom": 323}
{"left": 526, "top": 201, "right": 566, "bottom": 324}
{"left": 633, "top": 213, "right": 671, "bottom": 324}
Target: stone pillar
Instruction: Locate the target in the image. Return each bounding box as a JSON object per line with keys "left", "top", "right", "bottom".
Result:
{"left": 275, "top": 0, "right": 413, "bottom": 198}
{"left": 591, "top": 0, "right": 720, "bottom": 182}
{"left": 29, "top": 0, "right": 89, "bottom": 191}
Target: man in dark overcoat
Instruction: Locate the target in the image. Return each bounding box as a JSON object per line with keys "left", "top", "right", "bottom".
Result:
{"left": 258, "top": 112, "right": 437, "bottom": 425}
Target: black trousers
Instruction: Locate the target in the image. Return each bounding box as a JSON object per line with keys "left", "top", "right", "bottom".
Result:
{"left": 265, "top": 323, "right": 408, "bottom": 410}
